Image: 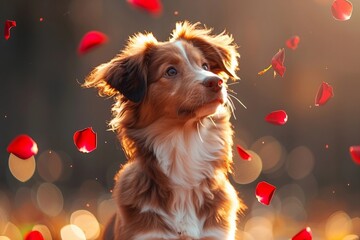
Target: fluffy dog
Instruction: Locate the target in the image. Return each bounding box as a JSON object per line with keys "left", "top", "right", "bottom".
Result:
{"left": 84, "top": 21, "right": 245, "bottom": 240}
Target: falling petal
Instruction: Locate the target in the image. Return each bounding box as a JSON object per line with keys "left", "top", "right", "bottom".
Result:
{"left": 258, "top": 64, "right": 272, "bottom": 76}
{"left": 265, "top": 110, "right": 288, "bottom": 125}
{"left": 73, "top": 127, "right": 97, "bottom": 153}
{"left": 7, "top": 134, "right": 38, "bottom": 159}
{"left": 331, "top": 0, "right": 353, "bottom": 21}
{"left": 25, "top": 230, "right": 45, "bottom": 240}
{"left": 286, "top": 35, "right": 300, "bottom": 50}
{"left": 315, "top": 82, "right": 334, "bottom": 106}
{"left": 271, "top": 48, "right": 286, "bottom": 77}
{"left": 127, "top": 0, "right": 162, "bottom": 15}
{"left": 236, "top": 145, "right": 252, "bottom": 161}
{"left": 292, "top": 227, "right": 312, "bottom": 240}
{"left": 349, "top": 146, "right": 360, "bottom": 165}
{"left": 255, "top": 181, "right": 276, "bottom": 205}
{"left": 4, "top": 20, "right": 16, "bottom": 40}
{"left": 78, "top": 31, "right": 108, "bottom": 55}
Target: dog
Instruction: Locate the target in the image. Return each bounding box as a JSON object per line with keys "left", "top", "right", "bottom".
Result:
{"left": 83, "top": 21, "right": 245, "bottom": 240}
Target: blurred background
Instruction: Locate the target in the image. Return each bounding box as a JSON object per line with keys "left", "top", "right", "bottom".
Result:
{"left": 0, "top": 0, "right": 360, "bottom": 239}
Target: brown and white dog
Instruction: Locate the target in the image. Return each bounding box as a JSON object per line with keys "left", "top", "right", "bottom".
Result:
{"left": 84, "top": 21, "right": 245, "bottom": 240}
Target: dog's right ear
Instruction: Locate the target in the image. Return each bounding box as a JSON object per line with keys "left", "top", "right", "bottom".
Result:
{"left": 83, "top": 33, "right": 157, "bottom": 103}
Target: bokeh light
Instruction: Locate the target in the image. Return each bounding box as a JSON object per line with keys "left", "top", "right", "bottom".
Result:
{"left": 97, "top": 198, "right": 116, "bottom": 225}
{"left": 32, "top": 225, "right": 53, "bottom": 240}
{"left": 244, "top": 216, "right": 274, "bottom": 239}
{"left": 8, "top": 154, "right": 36, "bottom": 182}
{"left": 60, "top": 225, "right": 86, "bottom": 240}
{"left": 232, "top": 150, "right": 262, "bottom": 184}
{"left": 1, "top": 222, "right": 21, "bottom": 240}
{"left": 286, "top": 146, "right": 315, "bottom": 180}
{"left": 70, "top": 209, "right": 100, "bottom": 240}
{"left": 325, "top": 211, "right": 352, "bottom": 240}
{"left": 250, "top": 136, "right": 285, "bottom": 174}
{"left": 37, "top": 150, "right": 63, "bottom": 182}
{"left": 36, "top": 183, "right": 64, "bottom": 217}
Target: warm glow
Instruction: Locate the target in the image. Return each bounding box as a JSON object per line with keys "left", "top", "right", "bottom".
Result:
{"left": 60, "top": 225, "right": 86, "bottom": 240}
{"left": 70, "top": 210, "right": 100, "bottom": 240}
{"left": 8, "top": 154, "right": 36, "bottom": 182}
{"left": 232, "top": 150, "right": 262, "bottom": 184}
{"left": 36, "top": 183, "right": 64, "bottom": 217}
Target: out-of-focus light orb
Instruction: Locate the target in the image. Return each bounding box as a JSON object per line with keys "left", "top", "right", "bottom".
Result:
{"left": 251, "top": 136, "right": 285, "bottom": 173}
{"left": 250, "top": 196, "right": 280, "bottom": 223}
{"left": 32, "top": 225, "right": 52, "bottom": 240}
{"left": 278, "top": 183, "right": 306, "bottom": 204}
{"left": 286, "top": 146, "right": 314, "bottom": 180}
{"left": 70, "top": 210, "right": 100, "bottom": 240}
{"left": 8, "top": 154, "right": 36, "bottom": 182}
{"left": 342, "top": 235, "right": 359, "bottom": 240}
{"left": 1, "top": 222, "right": 22, "bottom": 240}
{"left": 60, "top": 225, "right": 86, "bottom": 240}
{"left": 281, "top": 197, "right": 307, "bottom": 222}
{"left": 232, "top": 150, "right": 262, "bottom": 184}
{"left": 352, "top": 217, "right": 360, "bottom": 236}
{"left": 244, "top": 216, "right": 273, "bottom": 240}
{"left": 36, "top": 183, "right": 64, "bottom": 217}
{"left": 325, "top": 211, "right": 352, "bottom": 240}
{"left": 37, "top": 150, "right": 63, "bottom": 182}
{"left": 97, "top": 198, "right": 116, "bottom": 225}
{"left": 0, "top": 237, "right": 11, "bottom": 240}
{"left": 236, "top": 230, "right": 255, "bottom": 240}
{"left": 0, "top": 208, "right": 8, "bottom": 231}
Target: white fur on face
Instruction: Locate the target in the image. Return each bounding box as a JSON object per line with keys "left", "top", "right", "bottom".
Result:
{"left": 173, "top": 41, "right": 229, "bottom": 118}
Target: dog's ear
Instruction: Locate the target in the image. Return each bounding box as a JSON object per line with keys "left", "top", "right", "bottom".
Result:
{"left": 83, "top": 33, "right": 157, "bottom": 103}
{"left": 171, "top": 21, "right": 239, "bottom": 80}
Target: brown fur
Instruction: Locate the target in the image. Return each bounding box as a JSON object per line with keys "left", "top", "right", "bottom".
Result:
{"left": 84, "top": 21, "right": 245, "bottom": 240}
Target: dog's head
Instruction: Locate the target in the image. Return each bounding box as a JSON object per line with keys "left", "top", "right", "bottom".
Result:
{"left": 84, "top": 21, "right": 239, "bottom": 128}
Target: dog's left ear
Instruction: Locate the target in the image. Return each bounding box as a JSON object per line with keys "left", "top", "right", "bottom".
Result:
{"left": 171, "top": 21, "right": 239, "bottom": 80}
{"left": 83, "top": 33, "right": 157, "bottom": 103}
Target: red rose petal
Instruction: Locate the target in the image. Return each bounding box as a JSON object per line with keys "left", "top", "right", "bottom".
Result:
{"left": 265, "top": 110, "right": 288, "bottom": 125}
{"left": 4, "top": 20, "right": 16, "bottom": 40}
{"left": 25, "top": 230, "right": 45, "bottom": 240}
{"left": 315, "top": 82, "right": 334, "bottom": 106}
{"left": 292, "top": 227, "right": 312, "bottom": 240}
{"left": 7, "top": 134, "right": 38, "bottom": 159}
{"left": 286, "top": 35, "right": 300, "bottom": 50}
{"left": 271, "top": 48, "right": 286, "bottom": 77}
{"left": 236, "top": 145, "right": 252, "bottom": 161}
{"left": 331, "top": 0, "right": 353, "bottom": 21}
{"left": 128, "top": 0, "right": 162, "bottom": 15}
{"left": 73, "top": 127, "right": 97, "bottom": 153}
{"left": 349, "top": 146, "right": 360, "bottom": 165}
{"left": 78, "top": 31, "right": 108, "bottom": 55}
{"left": 255, "top": 181, "right": 276, "bottom": 205}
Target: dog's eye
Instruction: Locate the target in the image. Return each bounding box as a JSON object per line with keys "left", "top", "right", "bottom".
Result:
{"left": 202, "top": 63, "right": 209, "bottom": 71}
{"left": 165, "top": 67, "right": 178, "bottom": 77}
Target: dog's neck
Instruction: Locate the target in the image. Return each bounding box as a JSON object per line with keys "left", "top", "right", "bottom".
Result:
{"left": 129, "top": 111, "right": 233, "bottom": 188}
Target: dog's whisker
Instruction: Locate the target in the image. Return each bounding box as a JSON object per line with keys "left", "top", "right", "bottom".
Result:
{"left": 228, "top": 93, "right": 247, "bottom": 109}
{"left": 227, "top": 88, "right": 238, "bottom": 95}
{"left": 227, "top": 96, "right": 237, "bottom": 120}
{"left": 227, "top": 81, "right": 240, "bottom": 86}
{"left": 199, "top": 119, "right": 206, "bottom": 128}
{"left": 196, "top": 122, "right": 204, "bottom": 143}
{"left": 208, "top": 116, "right": 217, "bottom": 128}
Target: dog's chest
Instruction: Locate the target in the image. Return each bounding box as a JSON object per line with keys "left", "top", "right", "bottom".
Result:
{"left": 168, "top": 188, "right": 205, "bottom": 238}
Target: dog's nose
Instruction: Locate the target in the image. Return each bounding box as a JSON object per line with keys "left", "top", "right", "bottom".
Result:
{"left": 202, "top": 77, "right": 223, "bottom": 92}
